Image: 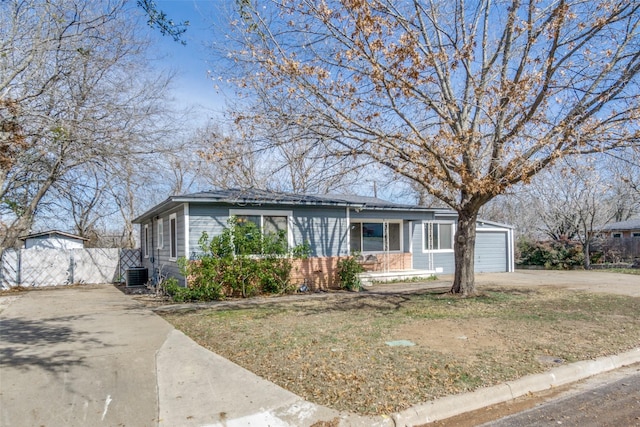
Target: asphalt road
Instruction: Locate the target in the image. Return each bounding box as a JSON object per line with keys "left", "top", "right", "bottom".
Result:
{"left": 481, "top": 368, "right": 640, "bottom": 427}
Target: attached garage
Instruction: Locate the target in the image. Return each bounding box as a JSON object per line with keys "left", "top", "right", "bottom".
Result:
{"left": 474, "top": 221, "right": 514, "bottom": 273}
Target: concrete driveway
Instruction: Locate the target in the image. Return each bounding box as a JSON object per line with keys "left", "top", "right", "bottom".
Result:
{"left": 0, "top": 285, "right": 172, "bottom": 427}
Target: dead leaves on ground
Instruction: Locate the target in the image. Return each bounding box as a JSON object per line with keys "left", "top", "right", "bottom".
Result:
{"left": 162, "top": 287, "right": 640, "bottom": 415}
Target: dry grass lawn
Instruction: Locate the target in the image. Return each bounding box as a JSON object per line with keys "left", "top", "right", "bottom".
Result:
{"left": 160, "top": 285, "right": 640, "bottom": 416}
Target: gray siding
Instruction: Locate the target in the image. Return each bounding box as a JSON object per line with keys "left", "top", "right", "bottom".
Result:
{"left": 187, "top": 204, "right": 348, "bottom": 258}
{"left": 189, "top": 203, "right": 229, "bottom": 256}
{"left": 411, "top": 221, "right": 424, "bottom": 267}
{"left": 292, "top": 207, "right": 348, "bottom": 257}
{"left": 474, "top": 231, "right": 508, "bottom": 272}
{"left": 433, "top": 253, "right": 456, "bottom": 274}
{"left": 157, "top": 205, "right": 186, "bottom": 283}
{"left": 139, "top": 205, "right": 187, "bottom": 285}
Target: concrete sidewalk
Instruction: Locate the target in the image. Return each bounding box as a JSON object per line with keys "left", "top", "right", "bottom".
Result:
{"left": 1, "top": 272, "right": 639, "bottom": 426}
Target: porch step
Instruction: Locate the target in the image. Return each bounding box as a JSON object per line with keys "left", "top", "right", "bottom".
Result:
{"left": 358, "top": 270, "right": 437, "bottom": 286}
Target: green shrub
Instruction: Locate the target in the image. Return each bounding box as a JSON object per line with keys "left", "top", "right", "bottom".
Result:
{"left": 517, "top": 238, "right": 584, "bottom": 270}
{"left": 337, "top": 255, "right": 365, "bottom": 291}
{"left": 172, "top": 217, "right": 308, "bottom": 301}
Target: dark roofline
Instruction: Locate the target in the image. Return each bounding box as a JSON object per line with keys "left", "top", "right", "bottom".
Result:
{"left": 476, "top": 218, "right": 515, "bottom": 229}
{"left": 133, "top": 189, "right": 441, "bottom": 223}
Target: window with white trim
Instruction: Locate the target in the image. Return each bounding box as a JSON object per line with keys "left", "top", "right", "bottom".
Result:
{"left": 349, "top": 221, "right": 402, "bottom": 253}
{"left": 157, "top": 219, "right": 164, "bottom": 249}
{"left": 423, "top": 221, "right": 455, "bottom": 251}
{"left": 633, "top": 232, "right": 640, "bottom": 238}
{"left": 143, "top": 224, "right": 149, "bottom": 258}
{"left": 230, "top": 210, "right": 291, "bottom": 250}
{"left": 612, "top": 232, "right": 622, "bottom": 238}
{"left": 169, "top": 213, "right": 177, "bottom": 260}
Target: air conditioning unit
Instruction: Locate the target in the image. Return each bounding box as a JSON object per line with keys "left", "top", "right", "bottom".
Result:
{"left": 126, "top": 267, "right": 148, "bottom": 287}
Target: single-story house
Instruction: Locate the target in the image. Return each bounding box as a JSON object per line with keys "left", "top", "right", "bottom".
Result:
{"left": 20, "top": 230, "right": 88, "bottom": 250}
{"left": 599, "top": 219, "right": 640, "bottom": 239}
{"left": 133, "top": 189, "right": 514, "bottom": 288}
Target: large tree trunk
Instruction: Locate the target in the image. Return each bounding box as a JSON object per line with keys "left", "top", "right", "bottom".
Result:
{"left": 451, "top": 209, "right": 479, "bottom": 296}
{"left": 583, "top": 239, "right": 592, "bottom": 270}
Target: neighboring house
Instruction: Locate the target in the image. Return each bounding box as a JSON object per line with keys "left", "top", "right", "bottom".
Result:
{"left": 595, "top": 219, "right": 640, "bottom": 263}
{"left": 600, "top": 219, "right": 640, "bottom": 239}
{"left": 133, "top": 189, "right": 514, "bottom": 288}
{"left": 20, "top": 230, "right": 88, "bottom": 250}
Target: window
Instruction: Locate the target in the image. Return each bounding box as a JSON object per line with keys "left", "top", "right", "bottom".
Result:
{"left": 633, "top": 233, "right": 640, "bottom": 238}
{"left": 350, "top": 221, "right": 402, "bottom": 253}
{"left": 236, "top": 214, "right": 288, "bottom": 237}
{"left": 264, "top": 215, "right": 288, "bottom": 236}
{"left": 350, "top": 223, "right": 362, "bottom": 253}
{"left": 169, "top": 213, "right": 177, "bottom": 260}
{"left": 612, "top": 232, "right": 622, "bottom": 238}
{"left": 388, "top": 223, "right": 401, "bottom": 251}
{"left": 157, "top": 219, "right": 164, "bottom": 249}
{"left": 230, "top": 210, "right": 291, "bottom": 253}
{"left": 143, "top": 224, "right": 149, "bottom": 258}
{"left": 424, "top": 222, "right": 454, "bottom": 251}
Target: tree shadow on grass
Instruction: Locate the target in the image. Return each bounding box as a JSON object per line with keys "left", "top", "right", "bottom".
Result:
{"left": 0, "top": 314, "right": 108, "bottom": 374}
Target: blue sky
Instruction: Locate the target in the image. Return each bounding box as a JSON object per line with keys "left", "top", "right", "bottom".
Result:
{"left": 141, "top": 1, "right": 412, "bottom": 203}
{"left": 147, "top": 1, "right": 230, "bottom": 123}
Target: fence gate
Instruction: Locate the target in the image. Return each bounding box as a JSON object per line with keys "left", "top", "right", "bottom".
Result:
{"left": 119, "top": 249, "right": 141, "bottom": 281}
{"left": 72, "top": 248, "right": 119, "bottom": 284}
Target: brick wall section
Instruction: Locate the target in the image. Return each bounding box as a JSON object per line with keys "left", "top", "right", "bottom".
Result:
{"left": 290, "top": 253, "right": 413, "bottom": 290}
{"left": 290, "top": 256, "right": 344, "bottom": 290}
{"left": 366, "top": 252, "right": 412, "bottom": 272}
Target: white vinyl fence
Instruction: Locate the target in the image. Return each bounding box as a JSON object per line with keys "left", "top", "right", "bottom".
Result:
{"left": 0, "top": 248, "right": 141, "bottom": 289}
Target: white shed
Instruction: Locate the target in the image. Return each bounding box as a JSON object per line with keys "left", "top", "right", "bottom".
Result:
{"left": 21, "top": 230, "right": 88, "bottom": 250}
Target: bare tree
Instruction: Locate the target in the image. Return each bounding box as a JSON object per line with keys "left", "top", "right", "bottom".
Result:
{"left": 527, "top": 159, "right": 619, "bottom": 268}
{"left": 604, "top": 150, "right": 640, "bottom": 221}
{"left": 195, "top": 117, "right": 367, "bottom": 194}
{"left": 222, "top": 0, "right": 640, "bottom": 294}
{"left": 0, "top": 0, "right": 177, "bottom": 248}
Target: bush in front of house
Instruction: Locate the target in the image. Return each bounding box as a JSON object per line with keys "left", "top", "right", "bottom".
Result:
{"left": 163, "top": 276, "right": 222, "bottom": 302}
{"left": 337, "top": 255, "right": 365, "bottom": 291}
{"left": 517, "top": 238, "right": 584, "bottom": 270}
{"left": 174, "top": 217, "right": 310, "bottom": 301}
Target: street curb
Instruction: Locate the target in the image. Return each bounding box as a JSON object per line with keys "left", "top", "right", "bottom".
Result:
{"left": 391, "top": 347, "right": 640, "bottom": 427}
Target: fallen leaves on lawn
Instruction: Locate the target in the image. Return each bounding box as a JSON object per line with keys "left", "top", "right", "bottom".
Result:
{"left": 163, "top": 287, "right": 640, "bottom": 415}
